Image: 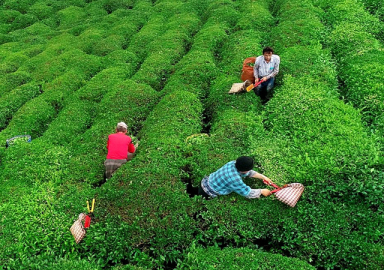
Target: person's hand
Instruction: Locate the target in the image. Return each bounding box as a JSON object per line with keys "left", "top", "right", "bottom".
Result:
{"left": 255, "top": 78, "right": 259, "bottom": 84}
{"left": 261, "top": 189, "right": 272, "bottom": 197}
{"left": 261, "top": 76, "right": 268, "bottom": 82}
{"left": 263, "top": 177, "right": 273, "bottom": 185}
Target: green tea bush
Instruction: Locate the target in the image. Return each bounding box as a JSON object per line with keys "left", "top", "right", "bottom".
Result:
{"left": 132, "top": 12, "right": 200, "bottom": 90}
{"left": 0, "top": 83, "right": 40, "bottom": 131}
{"left": 9, "top": 22, "right": 55, "bottom": 42}
{"left": 41, "top": 99, "right": 95, "bottom": 145}
{"left": 235, "top": 0, "right": 274, "bottom": 31}
{"left": 101, "top": 0, "right": 135, "bottom": 14}
{"left": 17, "top": 48, "right": 63, "bottom": 82}
{"left": 0, "top": 145, "right": 95, "bottom": 268}
{"left": 322, "top": 0, "right": 382, "bottom": 38}
{"left": 91, "top": 34, "right": 125, "bottom": 56}
{"left": 269, "top": 19, "right": 324, "bottom": 53}
{"left": 315, "top": 0, "right": 384, "bottom": 150}
{"left": 76, "top": 67, "right": 130, "bottom": 102}
{"left": 203, "top": 0, "right": 240, "bottom": 28}
{"left": 125, "top": 15, "right": 166, "bottom": 59}
{"left": 328, "top": 22, "right": 380, "bottom": 60}
{"left": 337, "top": 49, "right": 384, "bottom": 124}
{"left": 84, "top": 1, "right": 109, "bottom": 21}
{"left": 3, "top": 0, "right": 38, "bottom": 14}
{"left": 0, "top": 71, "right": 85, "bottom": 142}
{"left": 0, "top": 9, "right": 21, "bottom": 24}
{"left": 41, "top": 49, "right": 102, "bottom": 81}
{"left": 275, "top": 2, "right": 324, "bottom": 22}
{"left": 152, "top": 0, "right": 184, "bottom": 18}
{"left": 9, "top": 13, "right": 38, "bottom": 32}
{"left": 28, "top": 1, "right": 55, "bottom": 20}
{"left": 102, "top": 50, "right": 139, "bottom": 73}
{"left": 177, "top": 246, "right": 316, "bottom": 269}
{"left": 76, "top": 28, "right": 105, "bottom": 54}
{"left": 0, "top": 94, "right": 56, "bottom": 142}
{"left": 0, "top": 70, "right": 31, "bottom": 95}
{"left": 0, "top": 52, "right": 29, "bottom": 74}
{"left": 57, "top": 6, "right": 87, "bottom": 29}
{"left": 0, "top": 33, "right": 11, "bottom": 44}
{"left": 160, "top": 22, "right": 229, "bottom": 97}
{"left": 257, "top": 75, "right": 378, "bottom": 185}
{"left": 279, "top": 45, "right": 337, "bottom": 87}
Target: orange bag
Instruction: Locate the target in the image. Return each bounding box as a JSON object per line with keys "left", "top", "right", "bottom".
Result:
{"left": 241, "top": 57, "right": 256, "bottom": 82}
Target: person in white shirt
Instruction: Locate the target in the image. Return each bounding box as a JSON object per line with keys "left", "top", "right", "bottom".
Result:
{"left": 253, "top": 47, "right": 280, "bottom": 103}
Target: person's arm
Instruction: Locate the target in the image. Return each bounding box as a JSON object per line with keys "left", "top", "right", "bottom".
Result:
{"left": 246, "top": 189, "right": 272, "bottom": 198}
{"left": 231, "top": 177, "right": 271, "bottom": 198}
{"left": 253, "top": 57, "right": 260, "bottom": 82}
{"left": 128, "top": 141, "right": 136, "bottom": 153}
{"left": 266, "top": 55, "right": 280, "bottom": 80}
{"left": 249, "top": 171, "right": 273, "bottom": 185}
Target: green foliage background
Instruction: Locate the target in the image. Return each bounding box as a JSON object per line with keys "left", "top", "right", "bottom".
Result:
{"left": 0, "top": 0, "right": 383, "bottom": 269}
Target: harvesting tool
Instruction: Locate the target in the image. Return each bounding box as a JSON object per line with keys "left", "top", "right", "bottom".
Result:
{"left": 263, "top": 180, "right": 304, "bottom": 207}
{"left": 69, "top": 199, "right": 95, "bottom": 244}
{"left": 245, "top": 79, "right": 264, "bottom": 92}
{"left": 85, "top": 198, "right": 95, "bottom": 229}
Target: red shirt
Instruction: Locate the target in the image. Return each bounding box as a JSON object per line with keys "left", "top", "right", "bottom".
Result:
{"left": 106, "top": 133, "right": 136, "bottom": 160}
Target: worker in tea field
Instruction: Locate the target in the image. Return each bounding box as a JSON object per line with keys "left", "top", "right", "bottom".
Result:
{"left": 198, "top": 156, "right": 273, "bottom": 199}
{"left": 253, "top": 47, "right": 280, "bottom": 103}
{"left": 104, "top": 122, "right": 136, "bottom": 180}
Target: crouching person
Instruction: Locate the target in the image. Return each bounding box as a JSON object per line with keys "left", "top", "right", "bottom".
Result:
{"left": 198, "top": 156, "right": 273, "bottom": 199}
{"left": 104, "top": 122, "right": 136, "bottom": 180}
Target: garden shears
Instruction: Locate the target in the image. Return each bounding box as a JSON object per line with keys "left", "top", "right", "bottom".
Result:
{"left": 84, "top": 199, "right": 95, "bottom": 229}
{"left": 245, "top": 79, "right": 265, "bottom": 92}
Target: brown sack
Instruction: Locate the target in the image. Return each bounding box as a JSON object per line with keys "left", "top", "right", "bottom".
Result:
{"left": 240, "top": 57, "right": 256, "bottom": 82}
{"left": 228, "top": 80, "right": 252, "bottom": 94}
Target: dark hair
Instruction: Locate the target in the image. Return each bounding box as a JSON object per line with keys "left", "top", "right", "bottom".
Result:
{"left": 235, "top": 156, "right": 255, "bottom": 172}
{"left": 262, "top": 47, "right": 274, "bottom": 54}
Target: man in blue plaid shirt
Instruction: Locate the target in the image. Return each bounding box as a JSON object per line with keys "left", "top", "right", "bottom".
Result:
{"left": 198, "top": 156, "right": 273, "bottom": 199}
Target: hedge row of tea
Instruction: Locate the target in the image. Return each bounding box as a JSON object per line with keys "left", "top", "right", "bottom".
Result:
{"left": 95, "top": 1, "right": 284, "bottom": 268}
{"left": 250, "top": 0, "right": 383, "bottom": 268}
{"left": 95, "top": 0, "right": 313, "bottom": 268}
{"left": 313, "top": 0, "right": 384, "bottom": 150}
{"left": 359, "top": 0, "right": 384, "bottom": 23}
{"left": 0, "top": 0, "right": 209, "bottom": 268}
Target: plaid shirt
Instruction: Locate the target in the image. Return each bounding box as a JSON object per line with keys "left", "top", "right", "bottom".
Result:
{"left": 208, "top": 161, "right": 257, "bottom": 197}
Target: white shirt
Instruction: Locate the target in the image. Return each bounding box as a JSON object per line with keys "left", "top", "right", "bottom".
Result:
{"left": 253, "top": 54, "right": 280, "bottom": 79}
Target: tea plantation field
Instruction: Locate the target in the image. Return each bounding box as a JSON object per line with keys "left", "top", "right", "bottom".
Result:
{"left": 0, "top": 0, "right": 383, "bottom": 269}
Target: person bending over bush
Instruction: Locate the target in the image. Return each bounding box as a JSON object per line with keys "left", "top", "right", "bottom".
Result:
{"left": 104, "top": 122, "right": 136, "bottom": 180}
{"left": 197, "top": 156, "right": 273, "bottom": 199}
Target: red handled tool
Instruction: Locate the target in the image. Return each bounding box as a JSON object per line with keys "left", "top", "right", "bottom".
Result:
{"left": 246, "top": 80, "right": 264, "bottom": 92}
{"left": 84, "top": 199, "right": 95, "bottom": 229}
{"left": 263, "top": 179, "right": 287, "bottom": 193}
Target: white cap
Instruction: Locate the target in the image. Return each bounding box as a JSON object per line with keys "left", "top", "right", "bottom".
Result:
{"left": 116, "top": 122, "right": 128, "bottom": 130}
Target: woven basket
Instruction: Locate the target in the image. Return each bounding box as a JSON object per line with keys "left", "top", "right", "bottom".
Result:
{"left": 70, "top": 213, "right": 87, "bottom": 244}
{"left": 274, "top": 183, "right": 304, "bottom": 207}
